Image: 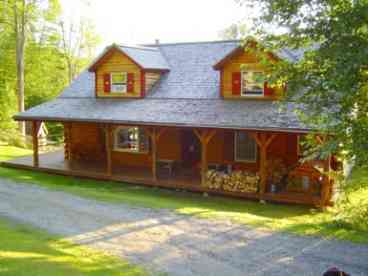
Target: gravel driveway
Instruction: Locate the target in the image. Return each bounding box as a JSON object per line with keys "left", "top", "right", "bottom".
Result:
{"left": 0, "top": 178, "right": 367, "bottom": 276}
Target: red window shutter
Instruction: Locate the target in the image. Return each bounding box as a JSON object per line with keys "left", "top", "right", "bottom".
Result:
{"left": 103, "top": 73, "right": 110, "bottom": 93}
{"left": 232, "top": 72, "right": 241, "bottom": 95}
{"left": 264, "top": 81, "right": 274, "bottom": 96}
{"left": 127, "top": 73, "right": 134, "bottom": 93}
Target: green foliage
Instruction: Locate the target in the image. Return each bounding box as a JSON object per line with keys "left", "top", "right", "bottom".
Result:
{"left": 333, "top": 167, "right": 368, "bottom": 232}
{"left": 1, "top": 146, "right": 368, "bottom": 244}
{"left": 240, "top": 0, "right": 368, "bottom": 166}
{"left": 0, "top": 218, "right": 148, "bottom": 275}
{"left": 218, "top": 23, "right": 249, "bottom": 40}
{"left": 0, "top": 128, "right": 27, "bottom": 148}
{"left": 0, "top": 0, "right": 100, "bottom": 142}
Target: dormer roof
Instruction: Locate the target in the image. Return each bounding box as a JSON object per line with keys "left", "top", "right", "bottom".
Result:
{"left": 213, "top": 38, "right": 303, "bottom": 70}
{"left": 88, "top": 44, "right": 170, "bottom": 72}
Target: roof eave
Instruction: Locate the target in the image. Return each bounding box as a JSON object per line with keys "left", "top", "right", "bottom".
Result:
{"left": 88, "top": 44, "right": 145, "bottom": 72}
{"left": 13, "top": 114, "right": 314, "bottom": 134}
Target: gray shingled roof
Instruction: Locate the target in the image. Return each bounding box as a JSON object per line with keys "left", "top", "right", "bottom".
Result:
{"left": 148, "top": 41, "right": 238, "bottom": 99}
{"left": 14, "top": 98, "right": 311, "bottom": 132}
{"left": 88, "top": 44, "right": 170, "bottom": 71}
{"left": 119, "top": 45, "right": 170, "bottom": 70}
{"left": 16, "top": 40, "right": 312, "bottom": 132}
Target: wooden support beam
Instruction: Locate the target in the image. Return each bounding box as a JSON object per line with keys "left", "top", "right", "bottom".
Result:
{"left": 104, "top": 125, "right": 113, "bottom": 176}
{"left": 151, "top": 128, "right": 158, "bottom": 181}
{"left": 193, "top": 129, "right": 217, "bottom": 186}
{"left": 143, "top": 127, "right": 166, "bottom": 182}
{"left": 63, "top": 123, "right": 72, "bottom": 160}
{"left": 250, "top": 132, "right": 278, "bottom": 196}
{"left": 32, "top": 121, "right": 41, "bottom": 168}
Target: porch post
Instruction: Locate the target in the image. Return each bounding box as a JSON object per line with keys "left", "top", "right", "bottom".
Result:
{"left": 105, "top": 124, "right": 113, "bottom": 176}
{"left": 145, "top": 127, "right": 168, "bottom": 182}
{"left": 194, "top": 129, "right": 217, "bottom": 186}
{"left": 32, "top": 121, "right": 41, "bottom": 167}
{"left": 63, "top": 122, "right": 72, "bottom": 160}
{"left": 151, "top": 128, "right": 158, "bottom": 181}
{"left": 250, "top": 132, "right": 277, "bottom": 197}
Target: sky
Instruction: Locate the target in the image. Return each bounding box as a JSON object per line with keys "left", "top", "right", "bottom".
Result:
{"left": 60, "top": 0, "right": 250, "bottom": 48}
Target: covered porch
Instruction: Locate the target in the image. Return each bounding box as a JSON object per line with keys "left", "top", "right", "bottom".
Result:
{"left": 1, "top": 120, "right": 332, "bottom": 207}
{"left": 2, "top": 149, "right": 323, "bottom": 205}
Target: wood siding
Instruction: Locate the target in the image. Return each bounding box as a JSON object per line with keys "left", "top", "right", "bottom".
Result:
{"left": 222, "top": 50, "right": 284, "bottom": 100}
{"left": 145, "top": 72, "right": 161, "bottom": 93}
{"left": 68, "top": 123, "right": 299, "bottom": 174}
{"left": 96, "top": 49, "right": 142, "bottom": 98}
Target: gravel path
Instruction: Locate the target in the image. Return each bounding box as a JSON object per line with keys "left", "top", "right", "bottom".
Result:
{"left": 0, "top": 178, "right": 367, "bottom": 276}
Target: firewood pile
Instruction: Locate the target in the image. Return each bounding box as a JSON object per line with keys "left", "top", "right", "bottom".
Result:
{"left": 204, "top": 170, "right": 259, "bottom": 193}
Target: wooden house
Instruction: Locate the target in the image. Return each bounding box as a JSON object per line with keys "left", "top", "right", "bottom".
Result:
{"left": 4, "top": 40, "right": 338, "bottom": 207}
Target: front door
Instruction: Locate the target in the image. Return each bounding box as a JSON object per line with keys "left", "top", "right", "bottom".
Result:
{"left": 181, "top": 130, "right": 201, "bottom": 168}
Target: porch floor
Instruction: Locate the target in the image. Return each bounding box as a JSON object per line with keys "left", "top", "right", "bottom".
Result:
{"left": 1, "top": 150, "right": 321, "bottom": 206}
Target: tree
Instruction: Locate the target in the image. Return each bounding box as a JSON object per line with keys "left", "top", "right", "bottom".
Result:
{"left": 238, "top": 0, "right": 368, "bottom": 166}
{"left": 218, "top": 23, "right": 248, "bottom": 40}
{"left": 59, "top": 17, "right": 100, "bottom": 84}
{"left": 0, "top": 0, "right": 60, "bottom": 135}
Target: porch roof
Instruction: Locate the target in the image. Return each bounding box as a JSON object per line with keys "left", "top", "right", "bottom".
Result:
{"left": 14, "top": 97, "right": 313, "bottom": 133}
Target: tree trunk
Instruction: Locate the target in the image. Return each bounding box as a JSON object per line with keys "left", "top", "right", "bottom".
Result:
{"left": 14, "top": 0, "right": 26, "bottom": 136}
{"left": 16, "top": 37, "right": 25, "bottom": 135}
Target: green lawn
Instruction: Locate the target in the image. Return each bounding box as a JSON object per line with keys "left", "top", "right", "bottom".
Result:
{"left": 0, "top": 218, "right": 147, "bottom": 276}
{"left": 0, "top": 145, "right": 367, "bottom": 244}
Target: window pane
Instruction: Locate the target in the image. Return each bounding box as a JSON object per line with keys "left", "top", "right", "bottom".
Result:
{"left": 115, "top": 127, "right": 148, "bottom": 153}
{"left": 235, "top": 132, "right": 257, "bottom": 161}
{"left": 116, "top": 127, "right": 138, "bottom": 151}
{"left": 111, "top": 84, "right": 127, "bottom": 93}
{"left": 242, "top": 71, "right": 264, "bottom": 95}
{"left": 112, "top": 73, "right": 126, "bottom": 84}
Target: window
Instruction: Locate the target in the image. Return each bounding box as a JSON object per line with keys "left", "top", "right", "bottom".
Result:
{"left": 111, "top": 72, "right": 127, "bottom": 93}
{"left": 114, "top": 127, "right": 149, "bottom": 153}
{"left": 235, "top": 132, "right": 257, "bottom": 162}
{"left": 241, "top": 71, "right": 264, "bottom": 96}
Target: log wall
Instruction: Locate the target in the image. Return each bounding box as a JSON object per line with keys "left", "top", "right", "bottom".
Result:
{"left": 145, "top": 72, "right": 161, "bottom": 93}
{"left": 67, "top": 123, "right": 299, "bottom": 172}
{"left": 96, "top": 49, "right": 142, "bottom": 98}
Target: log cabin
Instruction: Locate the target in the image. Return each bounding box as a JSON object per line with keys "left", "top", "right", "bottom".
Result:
{"left": 4, "top": 39, "right": 339, "bottom": 207}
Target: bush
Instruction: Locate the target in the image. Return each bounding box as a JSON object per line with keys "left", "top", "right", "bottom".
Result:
{"left": 0, "top": 128, "right": 27, "bottom": 148}
{"left": 332, "top": 167, "right": 368, "bottom": 232}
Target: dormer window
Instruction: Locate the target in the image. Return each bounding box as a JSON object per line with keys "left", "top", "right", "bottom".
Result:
{"left": 241, "top": 71, "right": 264, "bottom": 97}
{"left": 111, "top": 72, "right": 127, "bottom": 93}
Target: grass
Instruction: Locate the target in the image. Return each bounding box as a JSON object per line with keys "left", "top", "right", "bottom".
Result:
{"left": 0, "top": 218, "right": 148, "bottom": 276}
{"left": 0, "top": 145, "right": 367, "bottom": 244}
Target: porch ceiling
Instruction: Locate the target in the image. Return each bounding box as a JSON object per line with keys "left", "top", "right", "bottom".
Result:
{"left": 14, "top": 97, "right": 313, "bottom": 133}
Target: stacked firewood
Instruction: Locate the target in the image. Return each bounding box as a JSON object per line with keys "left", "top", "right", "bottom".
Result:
{"left": 204, "top": 170, "right": 259, "bottom": 193}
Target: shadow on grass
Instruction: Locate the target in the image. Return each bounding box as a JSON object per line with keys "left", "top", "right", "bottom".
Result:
{"left": 0, "top": 219, "right": 148, "bottom": 276}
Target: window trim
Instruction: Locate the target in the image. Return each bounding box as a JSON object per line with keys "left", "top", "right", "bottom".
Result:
{"left": 234, "top": 131, "right": 257, "bottom": 163}
{"left": 113, "top": 126, "right": 148, "bottom": 154}
{"left": 240, "top": 70, "right": 265, "bottom": 97}
{"left": 110, "top": 72, "right": 128, "bottom": 94}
